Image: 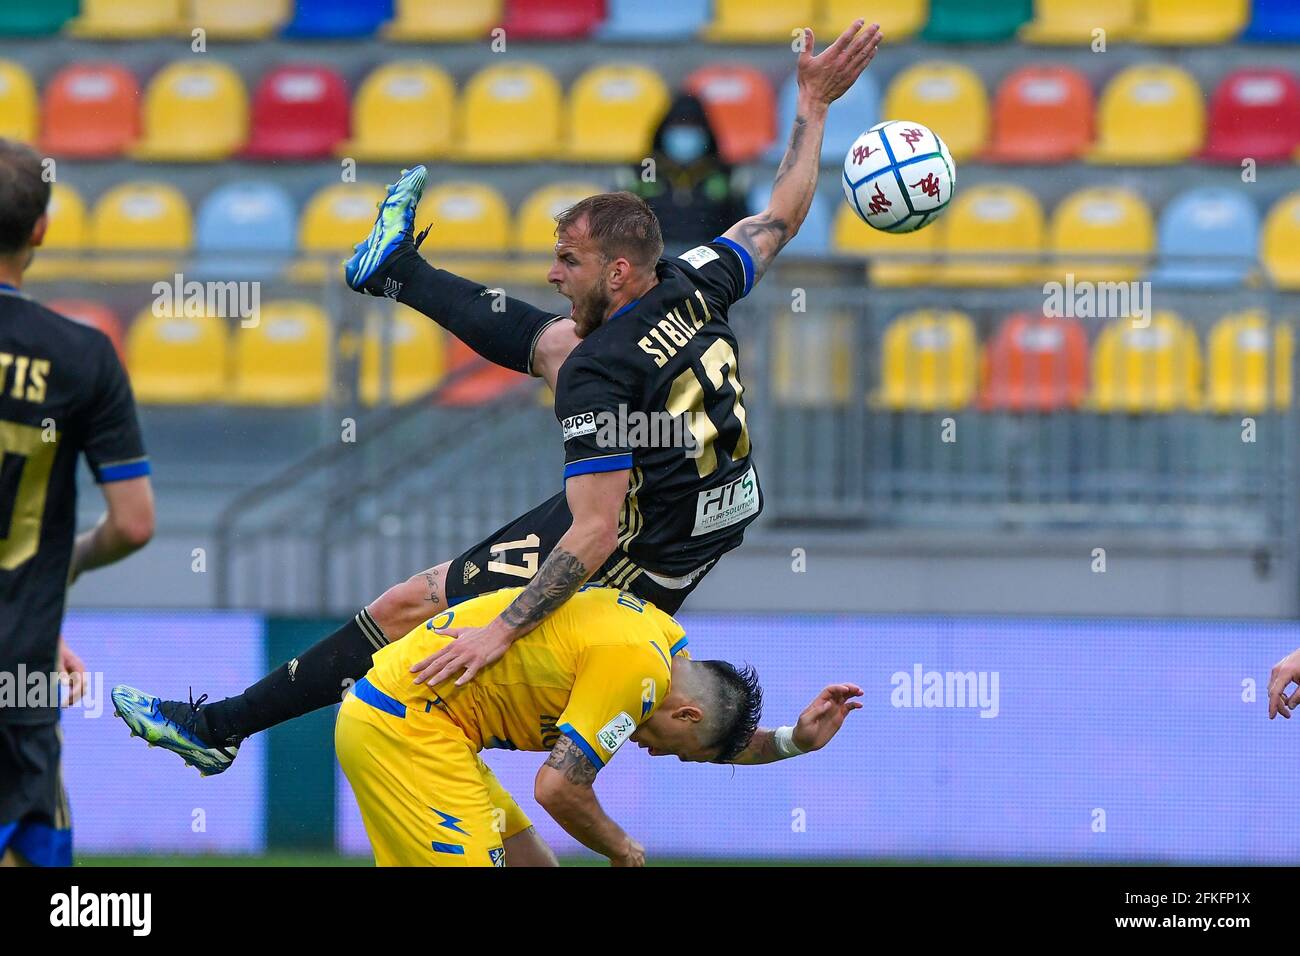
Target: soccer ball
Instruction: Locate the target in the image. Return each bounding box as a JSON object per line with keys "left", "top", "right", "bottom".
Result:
{"left": 842, "top": 120, "right": 956, "bottom": 234}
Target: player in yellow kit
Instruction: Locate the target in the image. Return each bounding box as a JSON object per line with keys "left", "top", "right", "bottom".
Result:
{"left": 336, "top": 584, "right": 862, "bottom": 866}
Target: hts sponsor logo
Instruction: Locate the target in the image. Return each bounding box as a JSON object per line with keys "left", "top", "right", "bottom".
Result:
{"left": 0, "top": 665, "right": 104, "bottom": 718}
{"left": 890, "top": 664, "right": 1000, "bottom": 718}
{"left": 50, "top": 887, "right": 151, "bottom": 936}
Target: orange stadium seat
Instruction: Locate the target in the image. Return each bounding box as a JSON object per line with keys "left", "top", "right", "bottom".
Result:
{"left": 360, "top": 305, "right": 447, "bottom": 406}
{"left": 231, "top": 301, "right": 332, "bottom": 406}
{"left": 127, "top": 308, "right": 229, "bottom": 404}
{"left": 877, "top": 309, "right": 979, "bottom": 410}
{"left": 341, "top": 63, "right": 456, "bottom": 161}
{"left": 503, "top": 0, "right": 605, "bottom": 38}
{"left": 1262, "top": 191, "right": 1300, "bottom": 290}
{"left": 567, "top": 64, "right": 670, "bottom": 162}
{"left": 1134, "top": 0, "right": 1249, "bottom": 44}
{"left": 0, "top": 61, "right": 38, "bottom": 144}
{"left": 132, "top": 60, "right": 248, "bottom": 161}
{"left": 515, "top": 182, "right": 604, "bottom": 253}
{"left": 705, "top": 0, "right": 814, "bottom": 42}
{"left": 26, "top": 184, "right": 89, "bottom": 281}
{"left": 831, "top": 203, "right": 941, "bottom": 287}
{"left": 45, "top": 301, "right": 127, "bottom": 365}
{"left": 439, "top": 338, "right": 529, "bottom": 406}
{"left": 1088, "top": 64, "right": 1204, "bottom": 165}
{"left": 456, "top": 63, "right": 562, "bottom": 162}
{"left": 185, "top": 0, "right": 291, "bottom": 39}
{"left": 1020, "top": 0, "right": 1139, "bottom": 43}
{"left": 979, "top": 313, "right": 1088, "bottom": 411}
{"left": 88, "top": 182, "right": 193, "bottom": 281}
{"left": 1205, "top": 310, "right": 1292, "bottom": 413}
{"left": 41, "top": 63, "right": 141, "bottom": 158}
{"left": 984, "top": 65, "right": 1093, "bottom": 164}
{"left": 881, "top": 61, "right": 988, "bottom": 162}
{"left": 1202, "top": 68, "right": 1300, "bottom": 164}
{"left": 684, "top": 65, "right": 777, "bottom": 164}
{"left": 1089, "top": 313, "right": 1201, "bottom": 413}
{"left": 385, "top": 0, "right": 501, "bottom": 41}
{"left": 937, "top": 184, "right": 1044, "bottom": 287}
{"left": 67, "top": 0, "right": 184, "bottom": 37}
{"left": 245, "top": 65, "right": 350, "bottom": 160}
{"left": 817, "top": 0, "right": 928, "bottom": 42}
{"left": 1045, "top": 187, "right": 1154, "bottom": 284}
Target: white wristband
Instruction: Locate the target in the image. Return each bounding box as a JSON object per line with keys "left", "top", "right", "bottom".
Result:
{"left": 773, "top": 725, "right": 804, "bottom": 759}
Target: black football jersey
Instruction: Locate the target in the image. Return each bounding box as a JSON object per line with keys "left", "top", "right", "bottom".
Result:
{"left": 553, "top": 237, "right": 762, "bottom": 584}
{"left": 0, "top": 287, "right": 149, "bottom": 723}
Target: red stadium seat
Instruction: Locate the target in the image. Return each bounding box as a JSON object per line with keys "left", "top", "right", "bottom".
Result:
{"left": 984, "top": 65, "right": 1094, "bottom": 164}
{"left": 502, "top": 0, "right": 604, "bottom": 38}
{"left": 46, "top": 300, "right": 126, "bottom": 364}
{"left": 979, "top": 313, "right": 1089, "bottom": 412}
{"left": 244, "top": 65, "right": 350, "bottom": 160}
{"left": 1201, "top": 68, "right": 1300, "bottom": 164}
{"left": 40, "top": 63, "right": 141, "bottom": 159}
{"left": 684, "top": 65, "right": 777, "bottom": 164}
{"left": 437, "top": 339, "right": 529, "bottom": 406}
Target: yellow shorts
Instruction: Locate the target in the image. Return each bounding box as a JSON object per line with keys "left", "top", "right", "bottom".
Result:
{"left": 335, "top": 680, "right": 532, "bottom": 867}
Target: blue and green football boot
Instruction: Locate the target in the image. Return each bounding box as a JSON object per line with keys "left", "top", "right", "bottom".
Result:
{"left": 111, "top": 685, "right": 239, "bottom": 777}
{"left": 343, "top": 164, "right": 431, "bottom": 298}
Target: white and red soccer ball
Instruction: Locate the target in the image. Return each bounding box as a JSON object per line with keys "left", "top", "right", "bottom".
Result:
{"left": 842, "top": 120, "right": 956, "bottom": 234}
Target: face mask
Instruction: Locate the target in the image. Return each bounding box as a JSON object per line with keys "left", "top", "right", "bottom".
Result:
{"left": 662, "top": 125, "right": 709, "bottom": 164}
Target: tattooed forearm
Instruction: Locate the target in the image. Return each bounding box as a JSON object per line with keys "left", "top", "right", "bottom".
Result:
{"left": 499, "top": 546, "right": 588, "bottom": 632}
{"left": 422, "top": 568, "right": 442, "bottom": 605}
{"left": 724, "top": 728, "right": 779, "bottom": 765}
{"left": 771, "top": 113, "right": 808, "bottom": 193}
{"left": 544, "top": 734, "right": 599, "bottom": 786}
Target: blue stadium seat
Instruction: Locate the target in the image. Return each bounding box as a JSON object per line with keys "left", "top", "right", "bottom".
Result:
{"left": 766, "top": 70, "right": 879, "bottom": 164}
{"left": 281, "top": 0, "right": 392, "bottom": 37}
{"left": 195, "top": 181, "right": 297, "bottom": 279}
{"left": 1148, "top": 187, "right": 1259, "bottom": 289}
{"left": 747, "top": 183, "right": 831, "bottom": 255}
{"left": 1242, "top": 0, "right": 1300, "bottom": 41}
{"left": 598, "top": 0, "right": 708, "bottom": 39}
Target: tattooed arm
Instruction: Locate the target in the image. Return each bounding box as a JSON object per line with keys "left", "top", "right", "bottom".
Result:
{"left": 723, "top": 20, "right": 882, "bottom": 284}
{"left": 535, "top": 735, "right": 644, "bottom": 865}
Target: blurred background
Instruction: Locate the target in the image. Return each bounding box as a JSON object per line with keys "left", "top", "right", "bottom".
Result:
{"left": 7, "top": 0, "right": 1300, "bottom": 864}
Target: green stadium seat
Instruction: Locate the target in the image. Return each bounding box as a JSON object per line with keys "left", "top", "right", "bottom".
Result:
{"left": 923, "top": 0, "right": 1031, "bottom": 42}
{"left": 0, "top": 0, "right": 79, "bottom": 35}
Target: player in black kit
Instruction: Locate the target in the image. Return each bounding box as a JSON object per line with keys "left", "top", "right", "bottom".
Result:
{"left": 0, "top": 140, "right": 155, "bottom": 866}
{"left": 113, "top": 21, "right": 882, "bottom": 779}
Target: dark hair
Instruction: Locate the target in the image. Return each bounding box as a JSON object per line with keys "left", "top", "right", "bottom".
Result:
{"left": 0, "top": 139, "right": 50, "bottom": 255}
{"left": 698, "top": 660, "right": 763, "bottom": 763}
{"left": 554, "top": 191, "right": 664, "bottom": 269}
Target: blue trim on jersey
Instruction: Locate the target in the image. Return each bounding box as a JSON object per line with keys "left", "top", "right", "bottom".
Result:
{"left": 0, "top": 282, "right": 17, "bottom": 292}
{"left": 445, "top": 593, "right": 470, "bottom": 607}
{"left": 354, "top": 677, "right": 406, "bottom": 719}
{"left": 714, "top": 236, "right": 754, "bottom": 297}
{"left": 610, "top": 297, "right": 641, "bottom": 319}
{"left": 431, "top": 841, "right": 465, "bottom": 855}
{"left": 97, "top": 459, "right": 152, "bottom": 483}
{"left": 564, "top": 453, "right": 633, "bottom": 480}
{"left": 558, "top": 723, "right": 606, "bottom": 769}
{"left": 0, "top": 819, "right": 72, "bottom": 867}
{"left": 670, "top": 637, "right": 689, "bottom": 656}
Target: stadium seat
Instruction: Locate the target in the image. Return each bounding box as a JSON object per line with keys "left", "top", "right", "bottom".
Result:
{"left": 26, "top": 184, "right": 89, "bottom": 281}
{"left": 244, "top": 65, "right": 350, "bottom": 160}
{"left": 186, "top": 0, "right": 290, "bottom": 38}
{"left": 67, "top": 0, "right": 183, "bottom": 37}
{"left": 983, "top": 65, "right": 1093, "bottom": 164}
{"left": 1201, "top": 69, "right": 1300, "bottom": 165}
{"left": 923, "top": 0, "right": 1031, "bottom": 42}
{"left": 417, "top": 183, "right": 510, "bottom": 254}
{"left": 439, "top": 339, "right": 528, "bottom": 406}
{"left": 503, "top": 0, "right": 604, "bottom": 38}
{"left": 1147, "top": 187, "right": 1259, "bottom": 289}
{"left": 567, "top": 65, "right": 670, "bottom": 162}
{"left": 360, "top": 306, "right": 446, "bottom": 406}
{"left": 1242, "top": 0, "right": 1300, "bottom": 42}
{"left": 0, "top": 61, "right": 38, "bottom": 144}
{"left": 195, "top": 181, "right": 297, "bottom": 278}
{"left": 456, "top": 63, "right": 562, "bottom": 162}
{"left": 599, "top": 0, "right": 707, "bottom": 40}
{"left": 767, "top": 69, "right": 879, "bottom": 164}
{"left": 979, "top": 313, "right": 1088, "bottom": 412}
{"left": 231, "top": 301, "right": 331, "bottom": 406}
{"left": 46, "top": 300, "right": 126, "bottom": 364}
{"left": 704, "top": 0, "right": 814, "bottom": 42}
{"left": 132, "top": 61, "right": 248, "bottom": 161}
{"left": 40, "top": 63, "right": 140, "bottom": 158}
{"left": 877, "top": 309, "right": 978, "bottom": 411}
{"left": 937, "top": 184, "right": 1044, "bottom": 287}
{"left": 1205, "top": 310, "right": 1292, "bottom": 413}
{"left": 515, "top": 182, "right": 603, "bottom": 253}
{"left": 881, "top": 61, "right": 988, "bottom": 163}
{"left": 385, "top": 0, "right": 500, "bottom": 41}
{"left": 1089, "top": 313, "right": 1201, "bottom": 413}
{"left": 0, "top": 0, "right": 79, "bottom": 36}
{"left": 771, "top": 312, "right": 854, "bottom": 407}
{"left": 281, "top": 0, "right": 393, "bottom": 38}
{"left": 89, "top": 182, "right": 193, "bottom": 281}
{"left": 831, "top": 204, "right": 941, "bottom": 287}
{"left": 127, "top": 309, "right": 229, "bottom": 404}
{"left": 341, "top": 63, "right": 455, "bottom": 162}
{"left": 747, "top": 183, "right": 830, "bottom": 255}
{"left": 1020, "top": 0, "right": 1138, "bottom": 44}
{"left": 1087, "top": 64, "right": 1204, "bottom": 165}
{"left": 1133, "top": 0, "right": 1248, "bottom": 44}
{"left": 1045, "top": 187, "right": 1154, "bottom": 284}
{"left": 1262, "top": 192, "right": 1300, "bottom": 290}
{"left": 817, "top": 0, "right": 928, "bottom": 42}
{"left": 297, "top": 184, "right": 389, "bottom": 280}
{"left": 683, "top": 65, "right": 777, "bottom": 164}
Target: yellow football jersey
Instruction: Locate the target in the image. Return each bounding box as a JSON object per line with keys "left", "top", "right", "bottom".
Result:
{"left": 363, "top": 585, "right": 689, "bottom": 768}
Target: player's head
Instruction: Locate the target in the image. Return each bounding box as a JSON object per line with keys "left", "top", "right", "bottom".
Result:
{"left": 631, "top": 659, "right": 762, "bottom": 763}
{"left": 0, "top": 139, "right": 50, "bottom": 277}
{"left": 548, "top": 192, "right": 664, "bottom": 337}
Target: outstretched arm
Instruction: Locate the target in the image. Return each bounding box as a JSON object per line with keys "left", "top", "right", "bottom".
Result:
{"left": 726, "top": 683, "right": 863, "bottom": 765}
{"left": 535, "top": 735, "right": 644, "bottom": 866}
{"left": 723, "top": 20, "right": 882, "bottom": 284}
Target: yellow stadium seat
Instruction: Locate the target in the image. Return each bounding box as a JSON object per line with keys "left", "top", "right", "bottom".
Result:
{"left": 27, "top": 184, "right": 88, "bottom": 281}
{"left": 457, "top": 63, "right": 562, "bottom": 162}
{"left": 937, "top": 184, "right": 1043, "bottom": 287}
{"left": 231, "top": 301, "right": 331, "bottom": 406}
{"left": 89, "top": 182, "right": 193, "bottom": 281}
{"left": 1205, "top": 310, "right": 1292, "bottom": 413}
{"left": 772, "top": 312, "right": 854, "bottom": 406}
{"left": 340, "top": 63, "right": 456, "bottom": 162}
{"left": 186, "top": 0, "right": 290, "bottom": 38}
{"left": 385, "top": 0, "right": 501, "bottom": 40}
{"left": 882, "top": 62, "right": 988, "bottom": 162}
{"left": 1088, "top": 64, "right": 1204, "bottom": 165}
{"left": 360, "top": 305, "right": 447, "bottom": 406}
{"left": 67, "top": 0, "right": 184, "bottom": 37}
{"left": 831, "top": 204, "right": 940, "bottom": 287}
{"left": 294, "top": 183, "right": 388, "bottom": 283}
{"left": 515, "top": 182, "right": 602, "bottom": 253}
{"left": 132, "top": 61, "right": 248, "bottom": 161}
{"left": 417, "top": 182, "right": 509, "bottom": 255}
{"left": 0, "top": 61, "right": 37, "bottom": 144}
{"left": 1262, "top": 192, "right": 1300, "bottom": 291}
{"left": 127, "top": 308, "right": 229, "bottom": 404}
{"left": 706, "top": 0, "right": 815, "bottom": 42}
{"left": 877, "top": 309, "right": 978, "bottom": 410}
{"left": 1045, "top": 187, "right": 1154, "bottom": 284}
{"left": 818, "top": 0, "right": 928, "bottom": 42}
{"left": 567, "top": 65, "right": 670, "bottom": 162}
{"left": 1090, "top": 312, "right": 1201, "bottom": 412}
{"left": 1020, "top": 0, "right": 1139, "bottom": 43}
{"left": 1134, "top": 0, "right": 1249, "bottom": 44}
